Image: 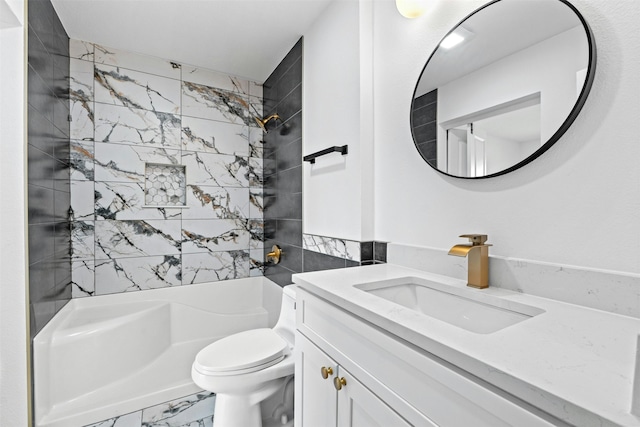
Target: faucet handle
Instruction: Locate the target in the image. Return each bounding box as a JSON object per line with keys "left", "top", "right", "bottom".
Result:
{"left": 459, "top": 234, "right": 488, "bottom": 246}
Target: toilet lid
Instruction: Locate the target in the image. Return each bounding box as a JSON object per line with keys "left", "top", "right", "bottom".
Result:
{"left": 194, "top": 328, "right": 289, "bottom": 375}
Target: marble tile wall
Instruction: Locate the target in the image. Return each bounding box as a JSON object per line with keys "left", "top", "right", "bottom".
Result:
{"left": 302, "top": 233, "right": 388, "bottom": 271}
{"left": 84, "top": 391, "right": 215, "bottom": 427}
{"left": 28, "top": 0, "right": 71, "bottom": 337}
{"left": 69, "top": 41, "right": 264, "bottom": 297}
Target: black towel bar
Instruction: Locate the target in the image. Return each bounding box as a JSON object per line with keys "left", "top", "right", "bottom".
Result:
{"left": 303, "top": 145, "right": 348, "bottom": 164}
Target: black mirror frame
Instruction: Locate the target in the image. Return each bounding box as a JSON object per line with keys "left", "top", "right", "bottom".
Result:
{"left": 410, "top": 0, "right": 597, "bottom": 179}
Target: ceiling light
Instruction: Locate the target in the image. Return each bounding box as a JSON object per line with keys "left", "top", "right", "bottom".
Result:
{"left": 396, "top": 0, "right": 428, "bottom": 19}
{"left": 440, "top": 27, "right": 474, "bottom": 49}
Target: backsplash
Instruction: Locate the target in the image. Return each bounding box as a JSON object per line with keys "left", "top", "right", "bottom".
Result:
{"left": 69, "top": 41, "right": 264, "bottom": 297}
{"left": 388, "top": 243, "right": 640, "bottom": 319}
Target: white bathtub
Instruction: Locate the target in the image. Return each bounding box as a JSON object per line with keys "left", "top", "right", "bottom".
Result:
{"left": 34, "top": 277, "right": 283, "bottom": 427}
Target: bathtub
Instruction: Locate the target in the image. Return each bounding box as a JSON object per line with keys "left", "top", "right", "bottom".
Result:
{"left": 34, "top": 277, "right": 283, "bottom": 427}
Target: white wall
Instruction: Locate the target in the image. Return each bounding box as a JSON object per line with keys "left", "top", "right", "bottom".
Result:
{"left": 0, "top": 0, "right": 29, "bottom": 425}
{"left": 373, "top": 0, "right": 640, "bottom": 273}
{"left": 303, "top": 0, "right": 374, "bottom": 241}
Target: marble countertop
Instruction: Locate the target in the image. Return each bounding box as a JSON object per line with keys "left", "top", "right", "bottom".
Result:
{"left": 292, "top": 263, "right": 640, "bottom": 427}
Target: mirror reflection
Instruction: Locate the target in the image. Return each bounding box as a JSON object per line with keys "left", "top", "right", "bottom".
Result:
{"left": 411, "top": 0, "right": 595, "bottom": 178}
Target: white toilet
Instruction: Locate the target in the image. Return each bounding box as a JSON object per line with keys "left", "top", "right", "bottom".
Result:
{"left": 192, "top": 285, "right": 297, "bottom": 427}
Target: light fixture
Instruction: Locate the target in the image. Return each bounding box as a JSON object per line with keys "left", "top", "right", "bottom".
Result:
{"left": 440, "top": 26, "right": 474, "bottom": 49}
{"left": 396, "top": 0, "right": 428, "bottom": 19}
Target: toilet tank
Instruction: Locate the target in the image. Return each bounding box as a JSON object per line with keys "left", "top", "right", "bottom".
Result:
{"left": 272, "top": 285, "right": 297, "bottom": 347}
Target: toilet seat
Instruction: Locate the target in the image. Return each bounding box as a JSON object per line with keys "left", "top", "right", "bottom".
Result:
{"left": 194, "top": 328, "right": 289, "bottom": 376}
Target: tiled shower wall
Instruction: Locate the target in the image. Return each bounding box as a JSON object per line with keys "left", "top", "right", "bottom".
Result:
{"left": 263, "top": 39, "right": 387, "bottom": 286}
{"left": 28, "top": 0, "right": 72, "bottom": 337}
{"left": 263, "top": 39, "right": 304, "bottom": 287}
{"left": 69, "top": 40, "right": 264, "bottom": 297}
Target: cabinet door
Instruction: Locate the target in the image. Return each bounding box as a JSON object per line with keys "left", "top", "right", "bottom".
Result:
{"left": 336, "top": 366, "right": 416, "bottom": 427}
{"left": 296, "top": 333, "right": 338, "bottom": 427}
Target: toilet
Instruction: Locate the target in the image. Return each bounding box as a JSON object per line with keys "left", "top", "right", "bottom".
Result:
{"left": 192, "top": 285, "right": 297, "bottom": 427}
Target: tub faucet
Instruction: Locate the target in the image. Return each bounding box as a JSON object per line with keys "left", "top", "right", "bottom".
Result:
{"left": 448, "top": 234, "right": 492, "bottom": 289}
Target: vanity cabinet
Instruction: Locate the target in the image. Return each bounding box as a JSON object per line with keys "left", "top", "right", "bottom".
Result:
{"left": 295, "top": 287, "right": 565, "bottom": 427}
{"left": 297, "top": 333, "right": 416, "bottom": 427}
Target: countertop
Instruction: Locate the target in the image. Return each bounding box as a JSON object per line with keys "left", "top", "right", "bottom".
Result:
{"left": 292, "top": 263, "right": 640, "bottom": 427}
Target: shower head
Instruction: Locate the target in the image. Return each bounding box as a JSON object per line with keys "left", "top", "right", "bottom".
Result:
{"left": 255, "top": 114, "right": 281, "bottom": 132}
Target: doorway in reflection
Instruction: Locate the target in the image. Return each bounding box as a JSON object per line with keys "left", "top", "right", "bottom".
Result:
{"left": 445, "top": 99, "right": 541, "bottom": 177}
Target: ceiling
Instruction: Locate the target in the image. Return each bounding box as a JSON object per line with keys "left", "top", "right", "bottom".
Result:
{"left": 416, "top": 0, "right": 583, "bottom": 96}
{"left": 51, "top": 0, "right": 334, "bottom": 83}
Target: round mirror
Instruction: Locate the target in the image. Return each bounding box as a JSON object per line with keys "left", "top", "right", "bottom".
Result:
{"left": 411, "top": 0, "right": 596, "bottom": 179}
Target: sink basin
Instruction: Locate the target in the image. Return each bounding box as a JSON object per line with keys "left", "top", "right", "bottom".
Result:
{"left": 355, "top": 277, "right": 545, "bottom": 334}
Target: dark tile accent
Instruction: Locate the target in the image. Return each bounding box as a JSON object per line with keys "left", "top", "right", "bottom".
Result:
{"left": 416, "top": 140, "right": 437, "bottom": 161}
{"left": 303, "top": 250, "right": 346, "bottom": 273}
{"left": 264, "top": 264, "right": 294, "bottom": 288}
{"left": 276, "top": 166, "right": 302, "bottom": 194}
{"left": 360, "top": 241, "right": 374, "bottom": 262}
{"left": 27, "top": 0, "right": 71, "bottom": 340}
{"left": 413, "top": 121, "right": 437, "bottom": 144}
{"left": 275, "top": 111, "right": 302, "bottom": 148}
{"left": 413, "top": 89, "right": 437, "bottom": 109}
{"left": 346, "top": 260, "right": 360, "bottom": 268}
{"left": 276, "top": 220, "right": 303, "bottom": 246}
{"left": 360, "top": 260, "right": 376, "bottom": 266}
{"left": 270, "top": 243, "right": 303, "bottom": 274}
{"left": 277, "top": 84, "right": 302, "bottom": 124}
{"left": 265, "top": 38, "right": 304, "bottom": 285}
{"left": 275, "top": 58, "right": 303, "bottom": 104}
{"left": 28, "top": 184, "right": 54, "bottom": 224}
{"left": 276, "top": 138, "right": 302, "bottom": 173}
{"left": 374, "top": 242, "right": 387, "bottom": 263}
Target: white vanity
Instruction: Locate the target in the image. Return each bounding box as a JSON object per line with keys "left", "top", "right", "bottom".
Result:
{"left": 292, "top": 264, "right": 640, "bottom": 427}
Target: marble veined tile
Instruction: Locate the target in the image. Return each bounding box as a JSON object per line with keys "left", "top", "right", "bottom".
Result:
{"left": 71, "top": 181, "right": 95, "bottom": 220}
{"left": 250, "top": 249, "right": 265, "bottom": 277}
{"left": 249, "top": 188, "right": 263, "bottom": 218}
{"left": 71, "top": 220, "right": 94, "bottom": 260}
{"left": 183, "top": 185, "right": 249, "bottom": 220}
{"left": 94, "top": 142, "right": 180, "bottom": 183}
{"left": 182, "top": 151, "right": 249, "bottom": 188}
{"left": 248, "top": 219, "right": 264, "bottom": 250}
{"left": 182, "top": 64, "right": 248, "bottom": 95}
{"left": 303, "top": 234, "right": 348, "bottom": 259}
{"left": 72, "top": 260, "right": 95, "bottom": 298}
{"left": 182, "top": 81, "right": 254, "bottom": 126}
{"left": 94, "top": 219, "right": 182, "bottom": 259}
{"left": 95, "top": 64, "right": 180, "bottom": 114}
{"left": 84, "top": 410, "right": 141, "bottom": 427}
{"left": 181, "top": 219, "right": 250, "bottom": 254}
{"left": 70, "top": 95, "right": 94, "bottom": 142}
{"left": 94, "top": 255, "right": 181, "bottom": 295}
{"left": 344, "top": 240, "right": 361, "bottom": 262}
{"left": 141, "top": 392, "right": 215, "bottom": 426}
{"left": 182, "top": 251, "right": 250, "bottom": 285}
{"left": 249, "top": 127, "right": 264, "bottom": 158}
{"left": 94, "top": 43, "right": 181, "bottom": 80}
{"left": 248, "top": 158, "right": 263, "bottom": 187}
{"left": 95, "top": 181, "right": 181, "bottom": 220}
{"left": 94, "top": 103, "right": 181, "bottom": 148}
{"left": 181, "top": 115, "right": 249, "bottom": 156}
{"left": 249, "top": 81, "right": 263, "bottom": 100}
{"left": 70, "top": 58, "right": 94, "bottom": 101}
{"left": 70, "top": 140, "right": 95, "bottom": 181}
{"left": 70, "top": 39, "right": 94, "bottom": 62}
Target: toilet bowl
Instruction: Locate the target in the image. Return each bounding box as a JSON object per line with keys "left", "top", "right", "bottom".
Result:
{"left": 192, "top": 285, "right": 296, "bottom": 427}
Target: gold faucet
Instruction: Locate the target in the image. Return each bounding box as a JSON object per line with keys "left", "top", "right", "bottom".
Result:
{"left": 448, "top": 234, "right": 492, "bottom": 289}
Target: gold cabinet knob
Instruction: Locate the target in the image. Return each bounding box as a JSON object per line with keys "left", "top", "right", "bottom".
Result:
{"left": 320, "top": 366, "right": 333, "bottom": 379}
{"left": 333, "top": 376, "right": 347, "bottom": 391}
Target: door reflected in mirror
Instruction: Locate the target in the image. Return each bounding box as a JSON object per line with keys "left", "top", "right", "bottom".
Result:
{"left": 411, "top": 0, "right": 596, "bottom": 179}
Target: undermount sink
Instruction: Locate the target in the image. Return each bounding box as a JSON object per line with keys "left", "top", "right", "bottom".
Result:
{"left": 355, "top": 277, "right": 545, "bottom": 334}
